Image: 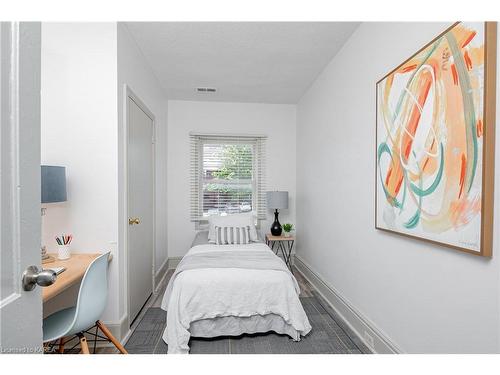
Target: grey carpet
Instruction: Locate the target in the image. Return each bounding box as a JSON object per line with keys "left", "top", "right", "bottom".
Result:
{"left": 125, "top": 291, "right": 371, "bottom": 354}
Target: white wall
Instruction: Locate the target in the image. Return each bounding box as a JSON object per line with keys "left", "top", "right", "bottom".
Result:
{"left": 296, "top": 22, "right": 500, "bottom": 353}
{"left": 117, "top": 24, "right": 169, "bottom": 319}
{"left": 41, "top": 23, "right": 119, "bottom": 321}
{"left": 167, "top": 100, "right": 296, "bottom": 258}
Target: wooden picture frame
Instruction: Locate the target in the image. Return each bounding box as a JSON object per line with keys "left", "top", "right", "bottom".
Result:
{"left": 375, "top": 22, "right": 497, "bottom": 257}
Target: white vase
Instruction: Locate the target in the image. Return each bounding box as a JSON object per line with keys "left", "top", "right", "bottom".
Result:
{"left": 283, "top": 232, "right": 291, "bottom": 238}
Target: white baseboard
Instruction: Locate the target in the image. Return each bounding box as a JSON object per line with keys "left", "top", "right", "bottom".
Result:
{"left": 294, "top": 255, "right": 402, "bottom": 354}
{"left": 117, "top": 314, "right": 131, "bottom": 345}
{"left": 167, "top": 256, "right": 182, "bottom": 269}
{"left": 155, "top": 258, "right": 169, "bottom": 290}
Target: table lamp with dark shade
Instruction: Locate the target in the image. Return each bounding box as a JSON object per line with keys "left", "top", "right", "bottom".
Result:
{"left": 266, "top": 191, "right": 288, "bottom": 236}
{"left": 41, "top": 166, "right": 67, "bottom": 263}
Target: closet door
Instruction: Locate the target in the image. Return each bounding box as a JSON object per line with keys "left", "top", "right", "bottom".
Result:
{"left": 127, "top": 94, "right": 154, "bottom": 325}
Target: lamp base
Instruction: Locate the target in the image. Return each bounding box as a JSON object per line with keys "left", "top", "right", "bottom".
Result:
{"left": 270, "top": 209, "right": 282, "bottom": 236}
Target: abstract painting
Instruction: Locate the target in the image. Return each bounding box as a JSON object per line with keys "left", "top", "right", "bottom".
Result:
{"left": 376, "top": 22, "right": 496, "bottom": 256}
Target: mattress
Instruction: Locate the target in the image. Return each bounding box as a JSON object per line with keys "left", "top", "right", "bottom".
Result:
{"left": 189, "top": 313, "right": 300, "bottom": 341}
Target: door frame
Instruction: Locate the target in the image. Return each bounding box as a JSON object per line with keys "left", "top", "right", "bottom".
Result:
{"left": 122, "top": 84, "right": 156, "bottom": 328}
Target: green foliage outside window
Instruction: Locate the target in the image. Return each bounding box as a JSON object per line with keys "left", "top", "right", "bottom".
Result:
{"left": 205, "top": 144, "right": 253, "bottom": 197}
{"left": 211, "top": 144, "right": 253, "bottom": 180}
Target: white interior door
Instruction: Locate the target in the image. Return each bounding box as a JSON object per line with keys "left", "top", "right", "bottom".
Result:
{"left": 127, "top": 94, "right": 154, "bottom": 325}
{"left": 0, "top": 22, "right": 43, "bottom": 353}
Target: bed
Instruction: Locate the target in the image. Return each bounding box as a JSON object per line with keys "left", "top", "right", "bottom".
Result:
{"left": 161, "top": 229, "right": 312, "bottom": 354}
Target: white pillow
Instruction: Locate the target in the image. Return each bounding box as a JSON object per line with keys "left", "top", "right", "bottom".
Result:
{"left": 208, "top": 213, "right": 258, "bottom": 243}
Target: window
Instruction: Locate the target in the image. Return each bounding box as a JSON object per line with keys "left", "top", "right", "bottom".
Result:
{"left": 190, "top": 133, "right": 267, "bottom": 221}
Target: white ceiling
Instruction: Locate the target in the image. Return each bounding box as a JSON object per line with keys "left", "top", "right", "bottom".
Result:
{"left": 124, "top": 22, "right": 359, "bottom": 104}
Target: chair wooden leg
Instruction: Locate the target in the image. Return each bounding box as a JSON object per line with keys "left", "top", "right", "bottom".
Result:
{"left": 58, "top": 337, "right": 65, "bottom": 354}
{"left": 96, "top": 320, "right": 128, "bottom": 354}
{"left": 79, "top": 334, "right": 90, "bottom": 354}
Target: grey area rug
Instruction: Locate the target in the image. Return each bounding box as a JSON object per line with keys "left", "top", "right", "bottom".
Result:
{"left": 124, "top": 291, "right": 372, "bottom": 354}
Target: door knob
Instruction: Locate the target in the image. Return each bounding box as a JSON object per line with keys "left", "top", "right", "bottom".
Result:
{"left": 129, "top": 217, "right": 140, "bottom": 225}
{"left": 22, "top": 266, "right": 57, "bottom": 291}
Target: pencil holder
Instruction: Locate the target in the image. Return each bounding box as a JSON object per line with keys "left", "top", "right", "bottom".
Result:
{"left": 57, "top": 245, "right": 71, "bottom": 260}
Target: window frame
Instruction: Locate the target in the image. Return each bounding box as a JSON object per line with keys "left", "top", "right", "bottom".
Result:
{"left": 190, "top": 133, "right": 267, "bottom": 226}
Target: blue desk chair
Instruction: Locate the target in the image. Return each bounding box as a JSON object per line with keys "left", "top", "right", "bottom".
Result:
{"left": 43, "top": 252, "right": 127, "bottom": 354}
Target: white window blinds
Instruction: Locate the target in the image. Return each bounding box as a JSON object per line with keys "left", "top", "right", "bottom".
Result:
{"left": 190, "top": 133, "right": 267, "bottom": 221}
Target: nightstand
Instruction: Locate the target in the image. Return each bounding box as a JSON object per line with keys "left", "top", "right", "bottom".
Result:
{"left": 266, "top": 234, "right": 295, "bottom": 272}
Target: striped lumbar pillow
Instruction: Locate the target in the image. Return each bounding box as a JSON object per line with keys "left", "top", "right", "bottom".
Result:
{"left": 215, "top": 225, "right": 251, "bottom": 245}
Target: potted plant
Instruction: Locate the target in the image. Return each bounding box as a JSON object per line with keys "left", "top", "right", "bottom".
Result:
{"left": 282, "top": 223, "right": 294, "bottom": 237}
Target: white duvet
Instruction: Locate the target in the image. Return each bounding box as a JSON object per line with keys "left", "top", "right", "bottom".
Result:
{"left": 161, "top": 242, "right": 312, "bottom": 354}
